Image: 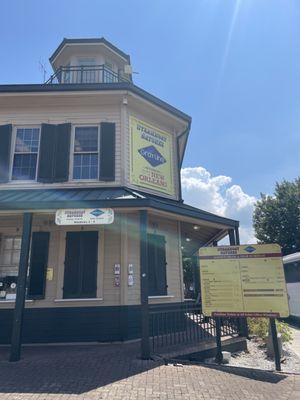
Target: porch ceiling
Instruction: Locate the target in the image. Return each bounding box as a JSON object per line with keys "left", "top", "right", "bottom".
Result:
{"left": 180, "top": 221, "right": 227, "bottom": 256}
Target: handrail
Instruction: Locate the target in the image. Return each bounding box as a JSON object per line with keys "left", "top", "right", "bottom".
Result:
{"left": 45, "top": 64, "right": 131, "bottom": 84}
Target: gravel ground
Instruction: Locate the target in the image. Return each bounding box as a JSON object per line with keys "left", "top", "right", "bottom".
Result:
{"left": 229, "top": 339, "right": 300, "bottom": 373}
{"left": 205, "top": 338, "right": 300, "bottom": 373}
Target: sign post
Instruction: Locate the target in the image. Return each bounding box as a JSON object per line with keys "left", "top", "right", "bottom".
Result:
{"left": 199, "top": 244, "right": 289, "bottom": 370}
{"left": 270, "top": 318, "right": 281, "bottom": 371}
{"left": 215, "top": 317, "right": 223, "bottom": 364}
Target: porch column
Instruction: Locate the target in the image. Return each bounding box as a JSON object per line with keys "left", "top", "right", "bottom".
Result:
{"left": 228, "top": 227, "right": 249, "bottom": 338}
{"left": 139, "top": 210, "right": 150, "bottom": 359}
{"left": 10, "top": 212, "right": 33, "bottom": 362}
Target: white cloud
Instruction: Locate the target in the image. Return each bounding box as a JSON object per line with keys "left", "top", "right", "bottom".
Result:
{"left": 181, "top": 166, "right": 257, "bottom": 244}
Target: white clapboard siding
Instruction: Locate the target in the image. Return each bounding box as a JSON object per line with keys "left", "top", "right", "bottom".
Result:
{"left": 0, "top": 102, "right": 122, "bottom": 189}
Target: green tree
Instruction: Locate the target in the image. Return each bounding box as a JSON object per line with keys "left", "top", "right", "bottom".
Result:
{"left": 253, "top": 178, "right": 300, "bottom": 256}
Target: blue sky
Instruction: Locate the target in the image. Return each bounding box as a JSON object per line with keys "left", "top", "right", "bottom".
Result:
{"left": 0, "top": 0, "right": 299, "bottom": 241}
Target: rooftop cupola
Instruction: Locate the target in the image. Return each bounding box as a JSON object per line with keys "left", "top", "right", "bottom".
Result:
{"left": 46, "top": 37, "right": 132, "bottom": 84}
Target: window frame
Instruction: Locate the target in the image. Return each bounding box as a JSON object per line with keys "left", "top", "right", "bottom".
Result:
{"left": 0, "top": 235, "right": 22, "bottom": 267}
{"left": 9, "top": 125, "right": 41, "bottom": 183}
{"left": 70, "top": 124, "right": 100, "bottom": 182}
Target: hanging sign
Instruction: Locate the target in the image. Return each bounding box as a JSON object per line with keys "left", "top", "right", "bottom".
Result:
{"left": 129, "top": 116, "right": 175, "bottom": 196}
{"left": 55, "top": 208, "right": 114, "bottom": 226}
{"left": 199, "top": 244, "right": 289, "bottom": 318}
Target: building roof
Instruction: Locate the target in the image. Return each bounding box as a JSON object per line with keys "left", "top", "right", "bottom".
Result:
{"left": 0, "top": 187, "right": 238, "bottom": 228}
{"left": 49, "top": 37, "right": 131, "bottom": 64}
{"left": 0, "top": 187, "right": 238, "bottom": 254}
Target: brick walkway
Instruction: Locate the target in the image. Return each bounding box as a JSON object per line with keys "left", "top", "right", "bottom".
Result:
{"left": 0, "top": 342, "right": 299, "bottom": 399}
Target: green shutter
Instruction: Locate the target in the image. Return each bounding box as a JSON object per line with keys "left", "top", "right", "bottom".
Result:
{"left": 54, "top": 123, "right": 71, "bottom": 182}
{"left": 38, "top": 123, "right": 71, "bottom": 183}
{"left": 27, "top": 232, "right": 50, "bottom": 299}
{"left": 63, "top": 232, "right": 81, "bottom": 298}
{"left": 37, "top": 124, "right": 56, "bottom": 182}
{"left": 63, "top": 231, "right": 98, "bottom": 299}
{"left": 99, "top": 122, "right": 115, "bottom": 181}
{"left": 148, "top": 234, "right": 167, "bottom": 296}
{"left": 0, "top": 124, "right": 12, "bottom": 183}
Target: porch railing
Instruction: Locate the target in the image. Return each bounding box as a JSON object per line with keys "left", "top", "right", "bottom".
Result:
{"left": 45, "top": 64, "right": 131, "bottom": 85}
{"left": 149, "top": 302, "right": 240, "bottom": 353}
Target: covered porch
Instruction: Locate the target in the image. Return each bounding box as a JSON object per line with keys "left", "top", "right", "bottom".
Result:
{"left": 0, "top": 187, "right": 241, "bottom": 360}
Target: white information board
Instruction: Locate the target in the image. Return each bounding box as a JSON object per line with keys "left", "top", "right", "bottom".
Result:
{"left": 55, "top": 208, "right": 114, "bottom": 226}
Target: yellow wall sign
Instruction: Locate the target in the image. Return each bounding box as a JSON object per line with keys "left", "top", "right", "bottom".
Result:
{"left": 199, "top": 244, "right": 289, "bottom": 318}
{"left": 129, "top": 116, "right": 175, "bottom": 196}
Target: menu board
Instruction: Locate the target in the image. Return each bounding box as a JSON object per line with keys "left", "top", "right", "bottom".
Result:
{"left": 199, "top": 244, "right": 289, "bottom": 318}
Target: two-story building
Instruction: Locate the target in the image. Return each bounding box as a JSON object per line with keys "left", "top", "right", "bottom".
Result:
{"left": 0, "top": 38, "right": 240, "bottom": 359}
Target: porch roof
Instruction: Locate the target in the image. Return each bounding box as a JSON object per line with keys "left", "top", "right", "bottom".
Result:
{"left": 0, "top": 187, "right": 238, "bottom": 227}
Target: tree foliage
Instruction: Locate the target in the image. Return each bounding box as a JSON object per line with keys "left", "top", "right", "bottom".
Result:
{"left": 183, "top": 257, "right": 194, "bottom": 298}
{"left": 253, "top": 178, "right": 300, "bottom": 256}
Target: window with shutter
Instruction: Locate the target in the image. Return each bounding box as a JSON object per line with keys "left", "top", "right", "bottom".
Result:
{"left": 72, "top": 126, "right": 99, "bottom": 180}
{"left": 12, "top": 127, "right": 40, "bottom": 181}
{"left": 63, "top": 231, "right": 98, "bottom": 299}
{"left": 147, "top": 234, "right": 167, "bottom": 296}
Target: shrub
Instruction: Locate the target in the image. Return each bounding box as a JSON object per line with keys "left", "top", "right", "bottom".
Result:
{"left": 247, "top": 318, "right": 293, "bottom": 343}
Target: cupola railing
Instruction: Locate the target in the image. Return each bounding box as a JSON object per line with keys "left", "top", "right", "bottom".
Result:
{"left": 45, "top": 64, "right": 131, "bottom": 84}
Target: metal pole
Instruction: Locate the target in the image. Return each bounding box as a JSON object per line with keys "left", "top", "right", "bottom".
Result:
{"left": 270, "top": 318, "right": 281, "bottom": 371}
{"left": 215, "top": 317, "right": 223, "bottom": 363}
{"left": 140, "top": 210, "right": 150, "bottom": 359}
{"left": 10, "top": 212, "right": 32, "bottom": 362}
{"left": 232, "top": 227, "right": 249, "bottom": 338}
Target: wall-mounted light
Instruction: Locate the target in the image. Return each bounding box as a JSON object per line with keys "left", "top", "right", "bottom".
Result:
{"left": 185, "top": 237, "right": 191, "bottom": 242}
{"left": 193, "top": 226, "right": 200, "bottom": 230}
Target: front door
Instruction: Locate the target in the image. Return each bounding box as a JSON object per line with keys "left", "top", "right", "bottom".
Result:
{"left": 63, "top": 231, "right": 98, "bottom": 299}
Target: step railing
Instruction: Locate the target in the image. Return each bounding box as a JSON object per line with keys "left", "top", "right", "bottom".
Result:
{"left": 149, "top": 302, "right": 240, "bottom": 353}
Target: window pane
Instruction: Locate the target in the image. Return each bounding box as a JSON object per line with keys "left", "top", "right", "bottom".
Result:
{"left": 13, "top": 238, "right": 22, "bottom": 250}
{"left": 15, "top": 128, "right": 40, "bottom": 153}
{"left": 74, "top": 127, "right": 98, "bottom": 152}
{"left": 73, "top": 154, "right": 98, "bottom": 179}
{"left": 12, "top": 250, "right": 20, "bottom": 265}
{"left": 2, "top": 251, "right": 11, "bottom": 265}
{"left": 12, "top": 154, "right": 37, "bottom": 180}
{"left": 4, "top": 238, "right": 13, "bottom": 250}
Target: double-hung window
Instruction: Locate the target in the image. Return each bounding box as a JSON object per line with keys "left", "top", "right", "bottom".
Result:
{"left": 11, "top": 127, "right": 40, "bottom": 181}
{"left": 73, "top": 126, "right": 99, "bottom": 180}
{"left": 0, "top": 236, "right": 21, "bottom": 300}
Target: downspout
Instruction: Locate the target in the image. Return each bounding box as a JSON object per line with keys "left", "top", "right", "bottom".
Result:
{"left": 177, "top": 120, "right": 191, "bottom": 202}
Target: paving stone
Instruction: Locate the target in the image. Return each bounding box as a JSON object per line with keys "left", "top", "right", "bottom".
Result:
{"left": 0, "top": 342, "right": 298, "bottom": 399}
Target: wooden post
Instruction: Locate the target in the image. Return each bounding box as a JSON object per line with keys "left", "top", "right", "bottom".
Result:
{"left": 10, "top": 212, "right": 32, "bottom": 362}
{"left": 270, "top": 318, "right": 281, "bottom": 371}
{"left": 140, "top": 210, "right": 150, "bottom": 359}
{"left": 228, "top": 229, "right": 235, "bottom": 246}
{"left": 234, "top": 227, "right": 240, "bottom": 246}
